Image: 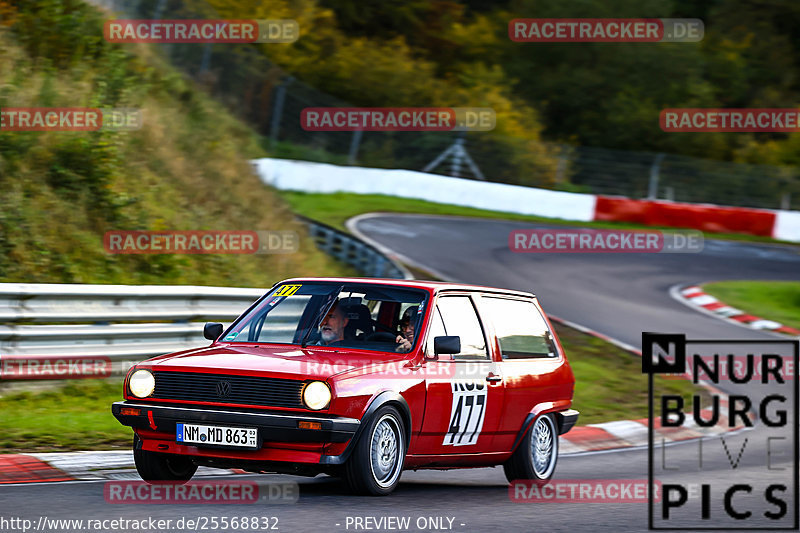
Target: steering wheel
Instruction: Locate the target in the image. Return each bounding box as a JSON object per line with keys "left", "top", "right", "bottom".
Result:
{"left": 366, "top": 331, "right": 397, "bottom": 343}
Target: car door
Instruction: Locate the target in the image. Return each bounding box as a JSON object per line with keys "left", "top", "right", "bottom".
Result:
{"left": 415, "top": 293, "right": 505, "bottom": 455}
{"left": 478, "top": 295, "right": 563, "bottom": 452}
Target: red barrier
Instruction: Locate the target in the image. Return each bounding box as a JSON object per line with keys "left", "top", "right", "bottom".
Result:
{"left": 594, "top": 197, "right": 776, "bottom": 236}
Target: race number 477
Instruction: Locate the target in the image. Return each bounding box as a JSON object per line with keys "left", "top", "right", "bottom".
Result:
{"left": 444, "top": 382, "right": 487, "bottom": 446}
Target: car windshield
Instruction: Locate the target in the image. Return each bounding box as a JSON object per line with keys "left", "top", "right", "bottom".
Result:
{"left": 222, "top": 282, "right": 428, "bottom": 353}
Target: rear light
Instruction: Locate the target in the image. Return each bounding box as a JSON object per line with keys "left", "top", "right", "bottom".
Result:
{"left": 298, "top": 421, "right": 322, "bottom": 430}
{"left": 120, "top": 407, "right": 141, "bottom": 416}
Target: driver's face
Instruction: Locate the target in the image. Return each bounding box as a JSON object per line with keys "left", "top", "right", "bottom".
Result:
{"left": 320, "top": 305, "right": 348, "bottom": 343}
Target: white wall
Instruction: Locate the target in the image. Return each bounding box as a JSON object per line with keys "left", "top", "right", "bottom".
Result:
{"left": 253, "top": 158, "right": 597, "bottom": 222}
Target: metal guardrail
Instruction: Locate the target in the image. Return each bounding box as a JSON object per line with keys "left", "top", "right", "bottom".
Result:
{"left": 0, "top": 217, "right": 408, "bottom": 384}
{"left": 0, "top": 285, "right": 265, "bottom": 382}
{"left": 300, "top": 216, "right": 410, "bottom": 279}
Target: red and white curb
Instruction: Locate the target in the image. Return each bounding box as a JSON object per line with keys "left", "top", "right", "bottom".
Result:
{"left": 0, "top": 451, "right": 243, "bottom": 484}
{"left": 0, "top": 405, "right": 748, "bottom": 484}
{"left": 673, "top": 285, "right": 800, "bottom": 337}
{"left": 560, "top": 383, "right": 747, "bottom": 454}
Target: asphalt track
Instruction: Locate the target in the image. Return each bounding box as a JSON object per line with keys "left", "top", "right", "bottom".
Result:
{"left": 1, "top": 214, "right": 798, "bottom": 533}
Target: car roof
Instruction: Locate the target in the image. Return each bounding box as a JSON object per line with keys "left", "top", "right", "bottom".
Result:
{"left": 277, "top": 277, "right": 535, "bottom": 298}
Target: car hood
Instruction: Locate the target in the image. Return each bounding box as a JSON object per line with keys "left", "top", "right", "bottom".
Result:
{"left": 140, "top": 343, "right": 412, "bottom": 381}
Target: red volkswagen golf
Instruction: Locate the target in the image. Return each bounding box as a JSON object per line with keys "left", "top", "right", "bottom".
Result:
{"left": 112, "top": 278, "right": 578, "bottom": 495}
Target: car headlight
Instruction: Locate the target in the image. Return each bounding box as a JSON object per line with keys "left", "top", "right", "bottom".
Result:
{"left": 129, "top": 369, "right": 155, "bottom": 398}
{"left": 302, "top": 381, "right": 331, "bottom": 410}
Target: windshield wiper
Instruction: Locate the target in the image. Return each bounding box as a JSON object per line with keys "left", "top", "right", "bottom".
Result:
{"left": 300, "top": 284, "right": 344, "bottom": 348}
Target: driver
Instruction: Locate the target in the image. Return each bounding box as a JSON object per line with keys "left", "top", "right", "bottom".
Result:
{"left": 318, "top": 302, "right": 349, "bottom": 345}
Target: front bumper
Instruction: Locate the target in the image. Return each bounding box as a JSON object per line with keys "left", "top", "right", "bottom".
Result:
{"left": 112, "top": 401, "right": 360, "bottom": 444}
{"left": 557, "top": 409, "right": 580, "bottom": 435}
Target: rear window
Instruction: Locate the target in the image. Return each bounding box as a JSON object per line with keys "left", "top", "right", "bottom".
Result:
{"left": 482, "top": 297, "right": 557, "bottom": 359}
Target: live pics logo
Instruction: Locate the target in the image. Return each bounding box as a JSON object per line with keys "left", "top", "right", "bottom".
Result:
{"left": 643, "top": 333, "right": 799, "bottom": 530}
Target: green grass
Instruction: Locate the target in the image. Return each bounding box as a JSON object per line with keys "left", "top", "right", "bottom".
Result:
{"left": 554, "top": 322, "right": 707, "bottom": 425}
{"left": 279, "top": 191, "right": 800, "bottom": 246}
{"left": 0, "top": 380, "right": 130, "bottom": 453}
{"left": 0, "top": 4, "right": 352, "bottom": 286}
{"left": 702, "top": 281, "right": 800, "bottom": 331}
{"left": 0, "top": 324, "right": 705, "bottom": 452}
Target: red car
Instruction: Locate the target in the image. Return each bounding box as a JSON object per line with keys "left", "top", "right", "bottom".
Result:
{"left": 112, "top": 278, "right": 578, "bottom": 495}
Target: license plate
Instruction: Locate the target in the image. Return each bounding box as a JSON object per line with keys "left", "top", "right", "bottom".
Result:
{"left": 176, "top": 423, "right": 258, "bottom": 449}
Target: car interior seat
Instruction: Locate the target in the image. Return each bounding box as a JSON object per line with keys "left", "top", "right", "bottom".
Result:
{"left": 342, "top": 300, "right": 375, "bottom": 340}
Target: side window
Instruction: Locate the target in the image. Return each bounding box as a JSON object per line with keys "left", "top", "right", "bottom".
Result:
{"left": 436, "top": 296, "right": 489, "bottom": 361}
{"left": 425, "top": 306, "right": 448, "bottom": 358}
{"left": 482, "top": 297, "right": 557, "bottom": 359}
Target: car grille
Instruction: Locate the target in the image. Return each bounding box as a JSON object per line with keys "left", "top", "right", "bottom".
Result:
{"left": 152, "top": 371, "right": 305, "bottom": 409}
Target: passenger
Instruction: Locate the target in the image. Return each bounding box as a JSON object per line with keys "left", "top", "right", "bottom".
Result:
{"left": 395, "top": 308, "right": 416, "bottom": 353}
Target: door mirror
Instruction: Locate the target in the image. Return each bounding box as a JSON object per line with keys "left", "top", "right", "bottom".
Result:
{"left": 434, "top": 335, "right": 461, "bottom": 356}
{"left": 204, "top": 322, "right": 224, "bottom": 341}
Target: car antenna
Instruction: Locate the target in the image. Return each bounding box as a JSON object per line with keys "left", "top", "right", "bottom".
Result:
{"left": 300, "top": 285, "right": 345, "bottom": 349}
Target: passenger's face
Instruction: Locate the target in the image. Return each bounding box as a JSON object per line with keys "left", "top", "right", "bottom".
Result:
{"left": 401, "top": 321, "right": 415, "bottom": 342}
{"left": 320, "top": 305, "right": 347, "bottom": 343}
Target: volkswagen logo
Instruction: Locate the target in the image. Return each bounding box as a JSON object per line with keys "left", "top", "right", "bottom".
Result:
{"left": 216, "top": 380, "right": 231, "bottom": 398}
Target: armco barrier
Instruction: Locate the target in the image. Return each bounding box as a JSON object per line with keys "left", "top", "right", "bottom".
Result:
{"left": 0, "top": 284, "right": 264, "bottom": 380}
{"left": 0, "top": 217, "right": 409, "bottom": 383}
{"left": 253, "top": 157, "right": 800, "bottom": 242}
{"left": 301, "top": 216, "right": 410, "bottom": 279}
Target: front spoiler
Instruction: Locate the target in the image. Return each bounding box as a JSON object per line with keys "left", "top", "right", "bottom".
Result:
{"left": 112, "top": 401, "right": 360, "bottom": 444}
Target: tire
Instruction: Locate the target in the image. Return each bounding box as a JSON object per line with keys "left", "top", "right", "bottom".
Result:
{"left": 344, "top": 405, "right": 406, "bottom": 496}
{"left": 133, "top": 434, "right": 197, "bottom": 484}
{"left": 503, "top": 413, "right": 558, "bottom": 485}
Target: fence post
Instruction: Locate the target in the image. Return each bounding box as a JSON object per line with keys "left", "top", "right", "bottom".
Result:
{"left": 348, "top": 130, "right": 363, "bottom": 165}
{"left": 270, "top": 76, "right": 293, "bottom": 150}
{"left": 555, "top": 153, "right": 569, "bottom": 184}
{"left": 781, "top": 193, "right": 791, "bottom": 210}
{"left": 152, "top": 0, "right": 167, "bottom": 20}
{"left": 199, "top": 44, "right": 212, "bottom": 74}
{"left": 450, "top": 137, "right": 465, "bottom": 177}
{"left": 648, "top": 153, "right": 665, "bottom": 199}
